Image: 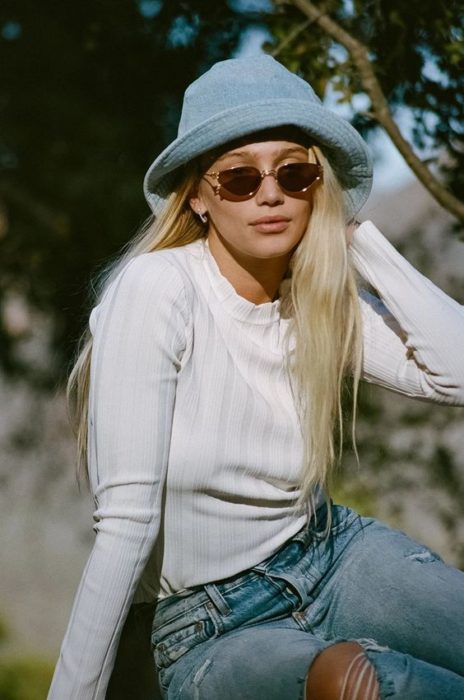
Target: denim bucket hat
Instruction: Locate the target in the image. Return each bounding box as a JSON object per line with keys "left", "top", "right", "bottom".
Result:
{"left": 144, "top": 55, "right": 373, "bottom": 220}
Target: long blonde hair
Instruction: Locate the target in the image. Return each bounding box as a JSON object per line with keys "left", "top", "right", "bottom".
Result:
{"left": 68, "top": 148, "right": 363, "bottom": 507}
{"left": 287, "top": 148, "right": 362, "bottom": 512}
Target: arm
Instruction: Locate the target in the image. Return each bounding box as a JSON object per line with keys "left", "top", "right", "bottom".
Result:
{"left": 350, "top": 221, "right": 464, "bottom": 405}
{"left": 48, "top": 254, "right": 189, "bottom": 700}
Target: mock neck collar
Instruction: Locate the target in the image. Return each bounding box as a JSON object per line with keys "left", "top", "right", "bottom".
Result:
{"left": 199, "top": 238, "right": 281, "bottom": 325}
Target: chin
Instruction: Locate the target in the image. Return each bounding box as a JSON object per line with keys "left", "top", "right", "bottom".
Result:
{"left": 247, "top": 237, "right": 301, "bottom": 259}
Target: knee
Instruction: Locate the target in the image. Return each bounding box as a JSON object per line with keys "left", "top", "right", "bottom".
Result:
{"left": 305, "top": 641, "right": 380, "bottom": 700}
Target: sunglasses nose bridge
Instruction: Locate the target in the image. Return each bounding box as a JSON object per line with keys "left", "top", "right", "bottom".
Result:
{"left": 254, "top": 168, "right": 285, "bottom": 203}
{"left": 259, "top": 168, "right": 278, "bottom": 183}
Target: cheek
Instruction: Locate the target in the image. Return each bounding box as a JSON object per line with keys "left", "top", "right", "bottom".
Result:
{"left": 203, "top": 190, "right": 249, "bottom": 227}
{"left": 294, "top": 202, "right": 312, "bottom": 232}
{"left": 209, "top": 201, "right": 242, "bottom": 228}
{"left": 200, "top": 187, "right": 237, "bottom": 222}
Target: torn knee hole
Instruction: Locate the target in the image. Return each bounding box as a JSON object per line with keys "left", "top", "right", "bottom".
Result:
{"left": 305, "top": 642, "right": 380, "bottom": 700}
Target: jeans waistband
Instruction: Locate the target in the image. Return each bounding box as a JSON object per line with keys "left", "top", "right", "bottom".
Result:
{"left": 151, "top": 503, "right": 362, "bottom": 671}
{"left": 153, "top": 500, "right": 336, "bottom": 622}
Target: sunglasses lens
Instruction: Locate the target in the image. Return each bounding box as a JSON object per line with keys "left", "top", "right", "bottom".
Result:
{"left": 218, "top": 167, "right": 261, "bottom": 197}
{"left": 277, "top": 163, "right": 320, "bottom": 192}
{"left": 213, "top": 161, "right": 322, "bottom": 200}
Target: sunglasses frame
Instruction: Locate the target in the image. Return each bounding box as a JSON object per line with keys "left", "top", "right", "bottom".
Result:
{"left": 202, "top": 149, "right": 323, "bottom": 202}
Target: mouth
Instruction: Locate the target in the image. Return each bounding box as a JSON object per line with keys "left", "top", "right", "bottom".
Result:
{"left": 250, "top": 216, "right": 291, "bottom": 233}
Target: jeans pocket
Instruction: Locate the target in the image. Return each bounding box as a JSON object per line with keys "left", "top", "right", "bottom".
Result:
{"left": 154, "top": 616, "right": 216, "bottom": 669}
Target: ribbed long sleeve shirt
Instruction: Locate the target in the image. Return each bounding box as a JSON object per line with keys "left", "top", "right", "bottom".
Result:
{"left": 48, "top": 221, "right": 464, "bottom": 699}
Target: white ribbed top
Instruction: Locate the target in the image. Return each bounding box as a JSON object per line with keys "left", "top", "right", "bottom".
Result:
{"left": 48, "top": 221, "right": 464, "bottom": 699}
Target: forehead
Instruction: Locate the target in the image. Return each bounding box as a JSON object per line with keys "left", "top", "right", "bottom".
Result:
{"left": 201, "top": 126, "right": 313, "bottom": 168}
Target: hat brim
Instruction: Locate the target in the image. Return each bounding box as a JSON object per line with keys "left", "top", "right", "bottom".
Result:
{"left": 144, "top": 98, "right": 372, "bottom": 220}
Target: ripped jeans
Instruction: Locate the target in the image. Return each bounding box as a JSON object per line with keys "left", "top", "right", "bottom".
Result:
{"left": 151, "top": 504, "right": 464, "bottom": 699}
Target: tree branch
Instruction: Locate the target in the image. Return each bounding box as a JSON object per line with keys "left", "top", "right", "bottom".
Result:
{"left": 270, "top": 16, "right": 321, "bottom": 57}
{"left": 285, "top": 0, "right": 464, "bottom": 223}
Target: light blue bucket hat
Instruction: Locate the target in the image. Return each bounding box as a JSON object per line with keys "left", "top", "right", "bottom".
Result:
{"left": 144, "top": 55, "right": 373, "bottom": 220}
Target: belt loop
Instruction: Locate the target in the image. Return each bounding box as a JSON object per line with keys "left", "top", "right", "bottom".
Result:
{"left": 204, "top": 583, "right": 232, "bottom": 616}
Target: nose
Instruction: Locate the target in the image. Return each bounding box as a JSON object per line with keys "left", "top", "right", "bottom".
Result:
{"left": 255, "top": 170, "right": 285, "bottom": 206}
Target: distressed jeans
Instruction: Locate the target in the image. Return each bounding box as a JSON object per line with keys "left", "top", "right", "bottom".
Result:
{"left": 151, "top": 504, "right": 464, "bottom": 699}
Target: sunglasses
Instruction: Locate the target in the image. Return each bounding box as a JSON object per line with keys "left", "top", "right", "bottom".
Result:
{"left": 203, "top": 154, "right": 323, "bottom": 202}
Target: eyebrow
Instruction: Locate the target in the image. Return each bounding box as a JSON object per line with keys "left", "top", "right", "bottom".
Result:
{"left": 215, "top": 145, "right": 309, "bottom": 163}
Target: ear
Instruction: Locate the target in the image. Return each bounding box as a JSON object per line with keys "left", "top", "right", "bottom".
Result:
{"left": 188, "top": 190, "right": 207, "bottom": 218}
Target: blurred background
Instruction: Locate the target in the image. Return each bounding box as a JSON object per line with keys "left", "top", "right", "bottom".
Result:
{"left": 1, "top": 1, "right": 463, "bottom": 697}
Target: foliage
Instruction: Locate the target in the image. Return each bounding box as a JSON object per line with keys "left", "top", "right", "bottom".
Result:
{"left": 0, "top": 656, "right": 54, "bottom": 700}
{"left": 332, "top": 476, "right": 378, "bottom": 519}
{"left": 2, "top": 0, "right": 463, "bottom": 383}
{"left": 0, "top": 0, "right": 261, "bottom": 382}
{"left": 265, "top": 0, "right": 464, "bottom": 201}
{"left": 0, "top": 614, "right": 54, "bottom": 700}
{"left": 0, "top": 616, "right": 9, "bottom": 645}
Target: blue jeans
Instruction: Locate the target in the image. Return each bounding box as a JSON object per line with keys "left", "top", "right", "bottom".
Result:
{"left": 151, "top": 504, "right": 464, "bottom": 699}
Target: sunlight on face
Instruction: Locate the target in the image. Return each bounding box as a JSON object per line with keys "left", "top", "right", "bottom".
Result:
{"left": 189, "top": 130, "right": 319, "bottom": 269}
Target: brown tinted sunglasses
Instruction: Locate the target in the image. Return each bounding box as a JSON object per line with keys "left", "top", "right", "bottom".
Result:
{"left": 203, "top": 151, "right": 323, "bottom": 202}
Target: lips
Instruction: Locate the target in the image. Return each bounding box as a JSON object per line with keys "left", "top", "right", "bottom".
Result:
{"left": 250, "top": 216, "right": 290, "bottom": 224}
{"left": 250, "top": 215, "right": 291, "bottom": 233}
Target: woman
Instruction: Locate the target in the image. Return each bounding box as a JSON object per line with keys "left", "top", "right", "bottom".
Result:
{"left": 48, "top": 56, "right": 464, "bottom": 699}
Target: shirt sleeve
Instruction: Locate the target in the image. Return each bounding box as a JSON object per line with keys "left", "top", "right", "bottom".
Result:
{"left": 350, "top": 220, "right": 464, "bottom": 405}
{"left": 48, "top": 253, "right": 190, "bottom": 700}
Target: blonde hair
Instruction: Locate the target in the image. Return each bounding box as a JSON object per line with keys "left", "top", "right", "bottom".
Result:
{"left": 288, "top": 147, "right": 362, "bottom": 515}
{"left": 68, "top": 149, "right": 363, "bottom": 511}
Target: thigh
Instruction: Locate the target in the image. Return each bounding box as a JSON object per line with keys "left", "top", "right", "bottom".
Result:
{"left": 363, "top": 642, "right": 464, "bottom": 700}
{"left": 163, "top": 618, "right": 464, "bottom": 700}
{"left": 309, "top": 514, "right": 464, "bottom": 675}
{"left": 164, "top": 620, "right": 330, "bottom": 700}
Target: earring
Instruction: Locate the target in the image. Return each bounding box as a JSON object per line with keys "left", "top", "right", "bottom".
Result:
{"left": 198, "top": 211, "right": 208, "bottom": 224}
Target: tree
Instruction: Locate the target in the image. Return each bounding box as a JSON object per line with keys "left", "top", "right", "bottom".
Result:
{"left": 2, "top": 0, "right": 463, "bottom": 383}
{"left": 266, "top": 0, "right": 464, "bottom": 222}
{"left": 0, "top": 0, "right": 259, "bottom": 382}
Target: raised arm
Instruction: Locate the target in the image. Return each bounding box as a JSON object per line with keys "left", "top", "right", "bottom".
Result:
{"left": 48, "top": 254, "right": 190, "bottom": 700}
{"left": 350, "top": 221, "right": 464, "bottom": 405}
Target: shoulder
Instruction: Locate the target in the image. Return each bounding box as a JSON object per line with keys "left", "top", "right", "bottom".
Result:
{"left": 116, "top": 247, "right": 188, "bottom": 288}
{"left": 110, "top": 245, "right": 197, "bottom": 308}
{"left": 90, "top": 245, "right": 199, "bottom": 334}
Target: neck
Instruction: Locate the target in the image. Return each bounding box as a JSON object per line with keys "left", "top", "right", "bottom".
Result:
{"left": 207, "top": 230, "right": 290, "bottom": 305}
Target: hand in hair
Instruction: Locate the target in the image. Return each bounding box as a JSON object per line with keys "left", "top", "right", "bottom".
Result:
{"left": 346, "top": 219, "right": 361, "bottom": 246}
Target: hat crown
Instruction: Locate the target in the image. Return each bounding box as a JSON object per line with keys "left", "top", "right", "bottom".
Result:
{"left": 144, "top": 54, "right": 373, "bottom": 220}
{"left": 178, "top": 56, "right": 321, "bottom": 136}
